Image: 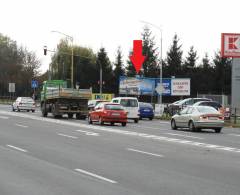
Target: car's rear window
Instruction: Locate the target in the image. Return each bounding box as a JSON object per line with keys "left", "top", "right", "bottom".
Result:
{"left": 197, "top": 106, "right": 219, "bottom": 114}
{"left": 105, "top": 104, "right": 124, "bottom": 110}
{"left": 120, "top": 99, "right": 138, "bottom": 107}
{"left": 22, "top": 98, "right": 34, "bottom": 103}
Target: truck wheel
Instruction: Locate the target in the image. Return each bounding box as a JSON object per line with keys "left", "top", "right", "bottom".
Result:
{"left": 41, "top": 103, "right": 48, "bottom": 117}
{"left": 68, "top": 113, "right": 73, "bottom": 119}
{"left": 76, "top": 114, "right": 86, "bottom": 120}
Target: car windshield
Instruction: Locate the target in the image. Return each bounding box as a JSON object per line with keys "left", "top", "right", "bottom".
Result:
{"left": 140, "top": 102, "right": 153, "bottom": 108}
{"left": 120, "top": 99, "right": 138, "bottom": 107}
{"left": 196, "top": 106, "right": 219, "bottom": 114}
{"left": 105, "top": 104, "right": 123, "bottom": 110}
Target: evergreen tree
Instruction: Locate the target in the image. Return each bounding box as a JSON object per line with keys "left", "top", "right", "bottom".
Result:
{"left": 113, "top": 47, "right": 125, "bottom": 95}
{"left": 202, "top": 53, "right": 211, "bottom": 69}
{"left": 96, "top": 47, "right": 114, "bottom": 93}
{"left": 126, "top": 50, "right": 137, "bottom": 77}
{"left": 166, "top": 34, "right": 183, "bottom": 76}
{"left": 141, "top": 26, "right": 159, "bottom": 77}
{"left": 213, "top": 51, "right": 232, "bottom": 94}
{"left": 184, "top": 46, "right": 198, "bottom": 68}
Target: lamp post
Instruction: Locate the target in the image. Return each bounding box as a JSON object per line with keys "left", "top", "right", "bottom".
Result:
{"left": 140, "top": 21, "right": 163, "bottom": 105}
{"left": 51, "top": 30, "right": 74, "bottom": 88}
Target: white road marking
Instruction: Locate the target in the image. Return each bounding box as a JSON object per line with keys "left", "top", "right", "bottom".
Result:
{"left": 58, "top": 133, "right": 78, "bottom": 139}
{"left": 165, "top": 133, "right": 204, "bottom": 140}
{"left": 15, "top": 124, "right": 28, "bottom": 128}
{"left": 7, "top": 145, "right": 27, "bottom": 153}
{"left": 0, "top": 115, "right": 9, "bottom": 119}
{"left": 2, "top": 110, "right": 240, "bottom": 154}
{"left": 76, "top": 130, "right": 99, "bottom": 136}
{"left": 75, "top": 168, "right": 117, "bottom": 184}
{"left": 228, "top": 134, "right": 240, "bottom": 137}
{"left": 127, "top": 148, "right": 164, "bottom": 157}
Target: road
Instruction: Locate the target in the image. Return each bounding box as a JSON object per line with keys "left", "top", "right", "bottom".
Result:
{"left": 0, "top": 104, "right": 240, "bottom": 195}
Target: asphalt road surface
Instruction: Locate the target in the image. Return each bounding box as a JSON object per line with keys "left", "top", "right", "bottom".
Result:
{"left": 0, "top": 104, "right": 240, "bottom": 195}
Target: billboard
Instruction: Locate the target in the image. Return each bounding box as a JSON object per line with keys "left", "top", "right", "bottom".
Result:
{"left": 92, "top": 93, "right": 114, "bottom": 101}
{"left": 171, "top": 78, "right": 190, "bottom": 96}
{"left": 119, "top": 76, "right": 155, "bottom": 95}
{"left": 221, "top": 33, "right": 240, "bottom": 58}
{"left": 119, "top": 76, "right": 190, "bottom": 96}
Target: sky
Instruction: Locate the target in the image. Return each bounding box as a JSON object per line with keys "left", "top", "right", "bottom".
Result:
{"left": 0, "top": 0, "right": 240, "bottom": 73}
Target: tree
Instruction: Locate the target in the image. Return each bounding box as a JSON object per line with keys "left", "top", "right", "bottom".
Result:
{"left": 183, "top": 46, "right": 198, "bottom": 68}
{"left": 141, "top": 26, "right": 159, "bottom": 77}
{"left": 113, "top": 47, "right": 125, "bottom": 95}
{"left": 126, "top": 50, "right": 137, "bottom": 77}
{"left": 213, "top": 51, "right": 232, "bottom": 94}
{"left": 96, "top": 47, "right": 114, "bottom": 93}
{"left": 166, "top": 34, "right": 183, "bottom": 76}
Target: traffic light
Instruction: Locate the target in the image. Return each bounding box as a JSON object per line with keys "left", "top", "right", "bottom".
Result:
{"left": 44, "top": 46, "right": 47, "bottom": 55}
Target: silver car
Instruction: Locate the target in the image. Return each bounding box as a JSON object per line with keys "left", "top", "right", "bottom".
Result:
{"left": 12, "top": 97, "right": 36, "bottom": 112}
{"left": 171, "top": 106, "right": 224, "bottom": 133}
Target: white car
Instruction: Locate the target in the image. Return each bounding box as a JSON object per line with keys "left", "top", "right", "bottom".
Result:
{"left": 12, "top": 97, "right": 36, "bottom": 112}
{"left": 171, "top": 106, "right": 224, "bottom": 133}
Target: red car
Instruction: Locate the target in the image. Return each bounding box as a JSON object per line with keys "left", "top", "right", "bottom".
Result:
{"left": 88, "top": 103, "right": 127, "bottom": 126}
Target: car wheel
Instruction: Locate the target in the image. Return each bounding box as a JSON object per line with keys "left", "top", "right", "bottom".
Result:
{"left": 32, "top": 110, "right": 35, "bottom": 113}
{"left": 149, "top": 117, "right": 153, "bottom": 120}
{"left": 88, "top": 116, "right": 93, "bottom": 124}
{"left": 110, "top": 122, "right": 114, "bottom": 126}
{"left": 12, "top": 106, "right": 15, "bottom": 112}
{"left": 27, "top": 110, "right": 30, "bottom": 112}
{"left": 134, "top": 119, "right": 139, "bottom": 123}
{"left": 189, "top": 121, "right": 196, "bottom": 132}
{"left": 214, "top": 128, "right": 222, "bottom": 133}
{"left": 139, "top": 117, "right": 142, "bottom": 120}
{"left": 171, "top": 119, "right": 177, "bottom": 130}
{"left": 99, "top": 117, "right": 104, "bottom": 125}
{"left": 41, "top": 103, "right": 48, "bottom": 117}
{"left": 122, "top": 122, "right": 126, "bottom": 127}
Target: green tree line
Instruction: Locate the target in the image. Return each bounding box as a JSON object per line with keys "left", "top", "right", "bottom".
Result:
{"left": 0, "top": 27, "right": 232, "bottom": 99}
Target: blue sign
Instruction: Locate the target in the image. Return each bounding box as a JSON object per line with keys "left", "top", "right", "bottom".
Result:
{"left": 155, "top": 78, "right": 171, "bottom": 96}
{"left": 31, "top": 80, "right": 38, "bottom": 89}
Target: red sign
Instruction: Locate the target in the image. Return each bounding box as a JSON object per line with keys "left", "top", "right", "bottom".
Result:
{"left": 221, "top": 33, "right": 240, "bottom": 58}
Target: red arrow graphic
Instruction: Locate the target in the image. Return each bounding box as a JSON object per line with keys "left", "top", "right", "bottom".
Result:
{"left": 130, "top": 40, "right": 146, "bottom": 74}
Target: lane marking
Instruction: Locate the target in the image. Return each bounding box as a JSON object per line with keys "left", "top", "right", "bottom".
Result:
{"left": 15, "top": 124, "right": 28, "bottom": 128}
{"left": 0, "top": 115, "right": 9, "bottom": 119}
{"left": 76, "top": 130, "right": 99, "bottom": 136}
{"left": 228, "top": 134, "right": 240, "bottom": 137}
{"left": 165, "top": 133, "right": 204, "bottom": 140}
{"left": 127, "top": 148, "right": 164, "bottom": 157}
{"left": 75, "top": 168, "right": 117, "bottom": 184}
{"left": 2, "top": 110, "right": 240, "bottom": 154}
{"left": 58, "top": 133, "right": 78, "bottom": 139}
{"left": 7, "top": 145, "right": 27, "bottom": 153}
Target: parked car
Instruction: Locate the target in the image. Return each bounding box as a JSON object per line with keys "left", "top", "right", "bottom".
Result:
{"left": 168, "top": 98, "right": 212, "bottom": 115}
{"left": 87, "top": 100, "right": 109, "bottom": 111}
{"left": 171, "top": 106, "right": 224, "bottom": 133}
{"left": 139, "top": 102, "right": 154, "bottom": 120}
{"left": 88, "top": 103, "right": 127, "bottom": 126}
{"left": 111, "top": 97, "right": 139, "bottom": 123}
{"left": 12, "top": 97, "right": 36, "bottom": 112}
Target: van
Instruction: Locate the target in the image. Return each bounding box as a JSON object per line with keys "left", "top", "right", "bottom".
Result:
{"left": 111, "top": 97, "right": 139, "bottom": 123}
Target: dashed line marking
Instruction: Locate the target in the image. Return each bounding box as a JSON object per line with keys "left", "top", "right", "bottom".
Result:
{"left": 127, "top": 148, "right": 164, "bottom": 157}
{"left": 7, "top": 145, "right": 27, "bottom": 153}
{"left": 76, "top": 130, "right": 99, "bottom": 136}
{"left": 228, "top": 134, "right": 240, "bottom": 137}
{"left": 75, "top": 168, "right": 117, "bottom": 184}
{"left": 165, "top": 133, "right": 204, "bottom": 140}
{"left": 15, "top": 124, "right": 28, "bottom": 128}
{"left": 0, "top": 115, "right": 9, "bottom": 119}
{"left": 58, "top": 133, "right": 78, "bottom": 139}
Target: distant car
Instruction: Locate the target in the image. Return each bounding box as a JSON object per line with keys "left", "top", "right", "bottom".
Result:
{"left": 168, "top": 98, "right": 212, "bottom": 115}
{"left": 193, "top": 101, "right": 223, "bottom": 113}
{"left": 88, "top": 103, "right": 127, "bottom": 126}
{"left": 87, "top": 100, "right": 109, "bottom": 111}
{"left": 171, "top": 106, "right": 224, "bottom": 133}
{"left": 139, "top": 102, "right": 154, "bottom": 120}
{"left": 12, "top": 97, "right": 36, "bottom": 112}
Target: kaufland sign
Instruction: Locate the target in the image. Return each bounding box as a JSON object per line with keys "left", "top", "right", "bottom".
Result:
{"left": 221, "top": 33, "right": 240, "bottom": 57}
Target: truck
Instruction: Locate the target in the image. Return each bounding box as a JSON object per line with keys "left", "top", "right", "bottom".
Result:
{"left": 40, "top": 80, "right": 91, "bottom": 119}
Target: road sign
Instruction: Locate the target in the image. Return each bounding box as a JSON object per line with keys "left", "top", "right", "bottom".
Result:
{"left": 155, "top": 83, "right": 164, "bottom": 94}
{"left": 31, "top": 80, "right": 38, "bottom": 89}
{"left": 9, "top": 83, "right": 15, "bottom": 93}
{"left": 221, "top": 33, "right": 240, "bottom": 57}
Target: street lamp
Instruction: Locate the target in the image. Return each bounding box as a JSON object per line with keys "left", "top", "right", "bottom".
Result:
{"left": 140, "top": 21, "right": 163, "bottom": 105}
{"left": 51, "top": 30, "right": 74, "bottom": 88}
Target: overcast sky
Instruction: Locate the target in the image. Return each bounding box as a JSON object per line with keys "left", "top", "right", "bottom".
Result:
{"left": 1, "top": 0, "right": 239, "bottom": 73}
